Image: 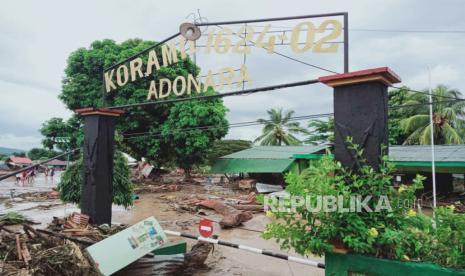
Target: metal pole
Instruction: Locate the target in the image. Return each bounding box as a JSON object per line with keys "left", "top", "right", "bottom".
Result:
{"left": 102, "top": 69, "right": 106, "bottom": 107}
{"left": 103, "top": 32, "right": 181, "bottom": 72}
{"left": 242, "top": 23, "right": 247, "bottom": 91}
{"left": 164, "top": 230, "right": 325, "bottom": 269}
{"left": 194, "top": 12, "right": 346, "bottom": 26}
{"left": 343, "top": 13, "right": 349, "bottom": 73}
{"left": 428, "top": 67, "right": 437, "bottom": 222}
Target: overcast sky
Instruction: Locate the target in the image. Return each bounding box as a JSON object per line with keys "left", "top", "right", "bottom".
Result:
{"left": 1, "top": 0, "right": 464, "bottom": 150}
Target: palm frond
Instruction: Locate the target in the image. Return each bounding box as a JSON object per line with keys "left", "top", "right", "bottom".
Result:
{"left": 442, "top": 122, "right": 463, "bottom": 144}
{"left": 400, "top": 115, "right": 429, "bottom": 133}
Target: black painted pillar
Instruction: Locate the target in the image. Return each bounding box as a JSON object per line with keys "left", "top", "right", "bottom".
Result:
{"left": 319, "top": 67, "right": 401, "bottom": 171}
{"left": 76, "top": 108, "right": 124, "bottom": 224}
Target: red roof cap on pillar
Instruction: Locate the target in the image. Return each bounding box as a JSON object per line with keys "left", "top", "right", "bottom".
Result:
{"left": 75, "top": 107, "right": 125, "bottom": 117}
{"left": 319, "top": 67, "right": 401, "bottom": 88}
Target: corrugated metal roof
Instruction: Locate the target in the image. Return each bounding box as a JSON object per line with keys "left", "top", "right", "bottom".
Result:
{"left": 389, "top": 145, "right": 465, "bottom": 162}
{"left": 210, "top": 159, "right": 294, "bottom": 173}
{"left": 8, "top": 156, "right": 32, "bottom": 164}
{"left": 220, "top": 145, "right": 327, "bottom": 160}
{"left": 44, "top": 159, "right": 69, "bottom": 166}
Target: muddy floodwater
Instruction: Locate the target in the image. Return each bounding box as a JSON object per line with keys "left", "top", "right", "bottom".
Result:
{"left": 1, "top": 181, "right": 324, "bottom": 276}
{"left": 0, "top": 172, "right": 62, "bottom": 197}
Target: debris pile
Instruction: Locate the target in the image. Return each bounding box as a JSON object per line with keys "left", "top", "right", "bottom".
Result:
{"left": 167, "top": 192, "right": 264, "bottom": 228}
{"left": 46, "top": 212, "right": 127, "bottom": 242}
{"left": 0, "top": 212, "right": 214, "bottom": 275}
{"left": 0, "top": 220, "right": 97, "bottom": 275}
{"left": 135, "top": 183, "right": 179, "bottom": 194}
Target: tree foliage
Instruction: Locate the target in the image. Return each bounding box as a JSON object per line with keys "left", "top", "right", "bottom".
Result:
{"left": 39, "top": 117, "right": 82, "bottom": 151}
{"left": 388, "top": 87, "right": 414, "bottom": 145}
{"left": 396, "top": 85, "right": 465, "bottom": 145}
{"left": 57, "top": 151, "right": 133, "bottom": 207}
{"left": 254, "top": 108, "right": 307, "bottom": 146}
{"left": 206, "top": 139, "right": 252, "bottom": 165}
{"left": 303, "top": 85, "right": 465, "bottom": 146}
{"left": 161, "top": 96, "right": 228, "bottom": 176}
{"left": 46, "top": 39, "right": 227, "bottom": 172}
{"left": 305, "top": 117, "right": 334, "bottom": 145}
{"left": 28, "top": 148, "right": 61, "bottom": 160}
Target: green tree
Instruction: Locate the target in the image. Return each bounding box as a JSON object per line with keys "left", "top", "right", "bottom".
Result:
{"left": 39, "top": 117, "right": 81, "bottom": 151}
{"left": 206, "top": 139, "right": 252, "bottom": 165}
{"left": 254, "top": 108, "right": 307, "bottom": 146}
{"left": 305, "top": 117, "right": 334, "bottom": 145}
{"left": 54, "top": 38, "right": 227, "bottom": 173}
{"left": 388, "top": 87, "right": 413, "bottom": 145}
{"left": 161, "top": 96, "right": 228, "bottom": 178}
{"left": 399, "top": 85, "right": 465, "bottom": 145}
{"left": 28, "top": 148, "right": 61, "bottom": 160}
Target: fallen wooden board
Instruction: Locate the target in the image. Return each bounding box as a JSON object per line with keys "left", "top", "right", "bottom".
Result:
{"left": 86, "top": 216, "right": 167, "bottom": 276}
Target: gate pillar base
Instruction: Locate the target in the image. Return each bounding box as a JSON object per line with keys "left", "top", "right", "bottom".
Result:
{"left": 319, "top": 67, "right": 401, "bottom": 171}
{"left": 75, "top": 107, "right": 124, "bottom": 225}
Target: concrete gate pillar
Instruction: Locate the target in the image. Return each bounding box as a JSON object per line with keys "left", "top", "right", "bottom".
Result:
{"left": 75, "top": 107, "right": 124, "bottom": 224}
{"left": 319, "top": 67, "right": 401, "bottom": 170}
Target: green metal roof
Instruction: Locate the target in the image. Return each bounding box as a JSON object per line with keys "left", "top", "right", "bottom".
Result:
{"left": 389, "top": 145, "right": 465, "bottom": 162}
{"left": 220, "top": 145, "right": 327, "bottom": 160}
{"left": 211, "top": 145, "right": 465, "bottom": 174}
{"left": 210, "top": 145, "right": 326, "bottom": 174}
{"left": 210, "top": 158, "right": 294, "bottom": 173}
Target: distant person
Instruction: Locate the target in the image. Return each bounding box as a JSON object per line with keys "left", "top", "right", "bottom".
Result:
{"left": 21, "top": 170, "right": 27, "bottom": 185}
{"left": 28, "top": 169, "right": 35, "bottom": 184}
{"left": 50, "top": 167, "right": 55, "bottom": 181}
{"left": 15, "top": 173, "right": 21, "bottom": 184}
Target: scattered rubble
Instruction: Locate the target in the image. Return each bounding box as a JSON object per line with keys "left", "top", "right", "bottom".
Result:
{"left": 115, "top": 241, "right": 213, "bottom": 276}
{"left": 0, "top": 211, "right": 214, "bottom": 275}
{"left": 239, "top": 179, "right": 256, "bottom": 190}
{"left": 135, "top": 184, "right": 179, "bottom": 194}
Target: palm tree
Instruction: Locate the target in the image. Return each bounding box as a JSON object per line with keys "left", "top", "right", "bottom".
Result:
{"left": 400, "top": 85, "right": 465, "bottom": 145}
{"left": 254, "top": 108, "right": 308, "bottom": 145}
{"left": 305, "top": 117, "right": 334, "bottom": 145}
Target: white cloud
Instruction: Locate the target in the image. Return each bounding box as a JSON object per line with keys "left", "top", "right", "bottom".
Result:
{"left": 0, "top": 134, "right": 41, "bottom": 150}
{"left": 0, "top": 0, "right": 464, "bottom": 147}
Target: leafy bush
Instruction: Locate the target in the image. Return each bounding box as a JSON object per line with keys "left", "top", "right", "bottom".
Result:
{"left": 263, "top": 144, "right": 465, "bottom": 269}
{"left": 58, "top": 151, "right": 134, "bottom": 208}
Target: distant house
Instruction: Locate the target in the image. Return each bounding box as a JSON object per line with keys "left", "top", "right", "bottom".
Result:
{"left": 43, "top": 159, "right": 69, "bottom": 169}
{"left": 5, "top": 156, "right": 33, "bottom": 168}
{"left": 211, "top": 145, "right": 465, "bottom": 195}
{"left": 0, "top": 163, "right": 10, "bottom": 175}
{"left": 210, "top": 145, "right": 327, "bottom": 185}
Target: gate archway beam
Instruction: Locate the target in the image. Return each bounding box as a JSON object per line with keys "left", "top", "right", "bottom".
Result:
{"left": 107, "top": 78, "right": 320, "bottom": 110}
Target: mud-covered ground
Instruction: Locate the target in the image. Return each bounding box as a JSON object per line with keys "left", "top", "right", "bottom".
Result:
{"left": 0, "top": 176, "right": 324, "bottom": 276}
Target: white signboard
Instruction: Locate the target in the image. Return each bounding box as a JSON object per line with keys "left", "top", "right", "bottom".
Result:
{"left": 86, "top": 216, "right": 167, "bottom": 275}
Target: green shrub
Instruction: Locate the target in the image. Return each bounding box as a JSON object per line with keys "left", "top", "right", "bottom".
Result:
{"left": 57, "top": 151, "right": 134, "bottom": 208}
{"left": 263, "top": 143, "right": 465, "bottom": 269}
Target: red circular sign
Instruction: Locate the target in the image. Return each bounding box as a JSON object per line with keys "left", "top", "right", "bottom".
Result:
{"left": 198, "top": 219, "right": 214, "bottom": 237}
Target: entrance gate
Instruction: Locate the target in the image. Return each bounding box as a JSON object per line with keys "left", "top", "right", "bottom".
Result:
{"left": 76, "top": 12, "right": 401, "bottom": 270}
